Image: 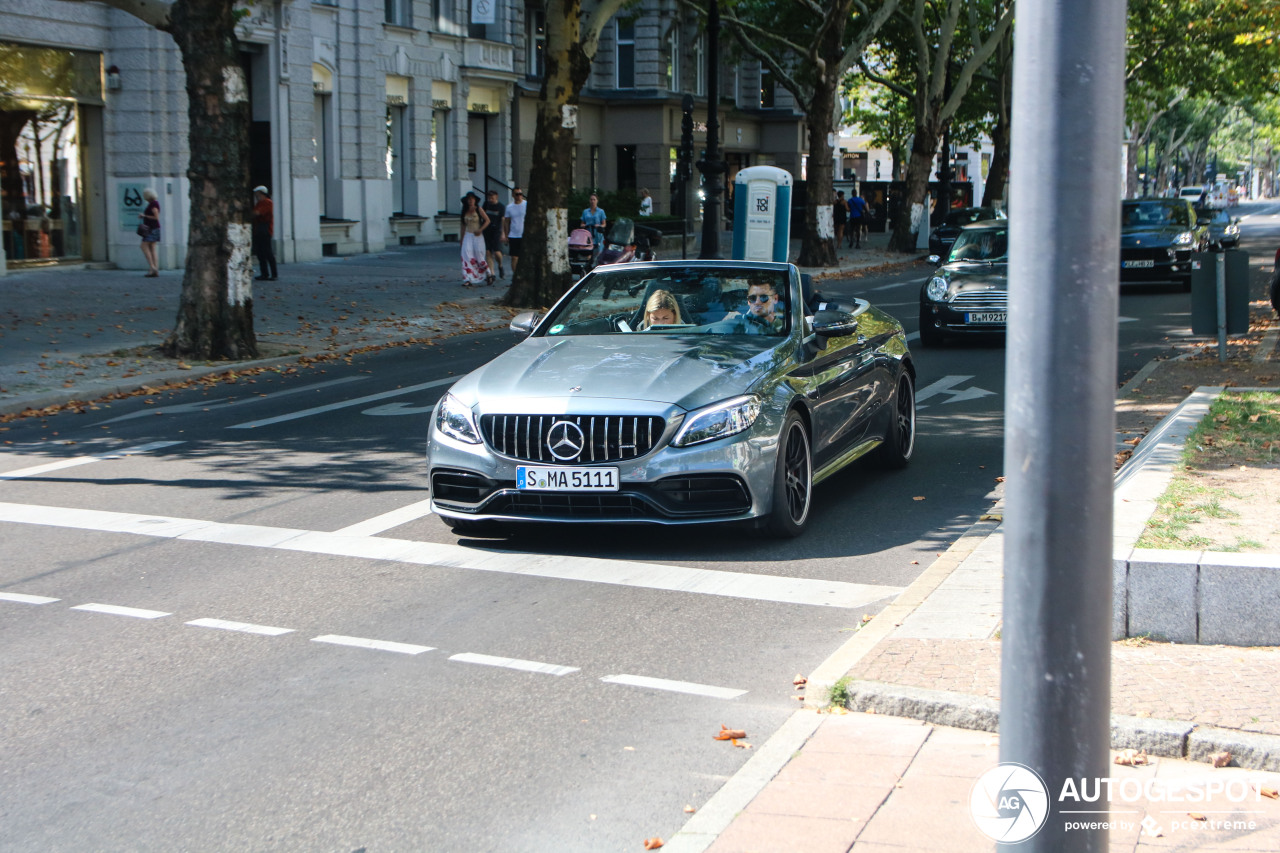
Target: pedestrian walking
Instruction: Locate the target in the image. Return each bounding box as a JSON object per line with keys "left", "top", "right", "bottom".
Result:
{"left": 138, "top": 188, "right": 160, "bottom": 276}
{"left": 482, "top": 189, "right": 505, "bottom": 279}
{"left": 833, "top": 190, "right": 847, "bottom": 249}
{"left": 638, "top": 188, "right": 653, "bottom": 217}
{"left": 252, "top": 185, "right": 278, "bottom": 281}
{"left": 580, "top": 193, "right": 607, "bottom": 261}
{"left": 460, "top": 193, "right": 492, "bottom": 287}
{"left": 848, "top": 190, "right": 867, "bottom": 248}
{"left": 503, "top": 188, "right": 527, "bottom": 272}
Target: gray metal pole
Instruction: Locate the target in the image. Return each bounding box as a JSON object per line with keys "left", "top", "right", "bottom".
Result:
{"left": 1217, "top": 253, "right": 1228, "bottom": 363}
{"left": 1001, "top": 0, "right": 1127, "bottom": 849}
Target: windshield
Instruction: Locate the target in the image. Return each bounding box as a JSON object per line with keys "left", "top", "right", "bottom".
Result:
{"left": 606, "top": 218, "right": 635, "bottom": 244}
{"left": 537, "top": 266, "right": 792, "bottom": 338}
{"left": 1123, "top": 201, "right": 1190, "bottom": 227}
{"left": 947, "top": 228, "right": 1008, "bottom": 262}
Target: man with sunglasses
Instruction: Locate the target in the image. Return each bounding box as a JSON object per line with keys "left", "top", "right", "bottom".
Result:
{"left": 712, "top": 277, "right": 786, "bottom": 335}
{"left": 502, "top": 188, "right": 527, "bottom": 272}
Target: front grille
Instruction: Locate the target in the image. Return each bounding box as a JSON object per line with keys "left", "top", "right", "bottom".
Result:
{"left": 485, "top": 491, "right": 656, "bottom": 518}
{"left": 479, "top": 414, "right": 665, "bottom": 464}
{"left": 948, "top": 290, "right": 1007, "bottom": 312}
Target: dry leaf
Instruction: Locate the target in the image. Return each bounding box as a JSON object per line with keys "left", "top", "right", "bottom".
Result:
{"left": 1258, "top": 786, "right": 1278, "bottom": 800}
{"left": 730, "top": 739, "right": 752, "bottom": 749}
{"left": 793, "top": 674, "right": 808, "bottom": 687}
{"left": 1210, "top": 751, "right": 1232, "bottom": 768}
{"left": 643, "top": 838, "right": 664, "bottom": 849}
{"left": 1123, "top": 436, "right": 1141, "bottom": 445}
{"left": 912, "top": 495, "right": 926, "bottom": 501}
{"left": 1188, "top": 812, "right": 1206, "bottom": 821}
{"left": 713, "top": 725, "right": 747, "bottom": 741}
{"left": 623, "top": 746, "right": 635, "bottom": 751}
{"left": 683, "top": 805, "right": 696, "bottom": 814}
{"left": 1114, "top": 749, "right": 1149, "bottom": 766}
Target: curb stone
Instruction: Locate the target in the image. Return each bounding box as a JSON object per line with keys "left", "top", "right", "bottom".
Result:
{"left": 843, "top": 680, "right": 1280, "bottom": 769}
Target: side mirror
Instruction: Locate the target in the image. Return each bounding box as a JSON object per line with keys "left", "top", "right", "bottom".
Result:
{"left": 812, "top": 309, "right": 858, "bottom": 338}
{"left": 927, "top": 254, "right": 942, "bottom": 266}
{"left": 509, "top": 311, "right": 542, "bottom": 335}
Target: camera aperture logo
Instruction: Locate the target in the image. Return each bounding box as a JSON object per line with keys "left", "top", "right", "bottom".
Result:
{"left": 970, "top": 763, "right": 1050, "bottom": 843}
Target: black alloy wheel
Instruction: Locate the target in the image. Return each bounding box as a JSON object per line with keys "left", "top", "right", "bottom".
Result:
{"left": 765, "top": 411, "right": 813, "bottom": 538}
{"left": 877, "top": 371, "right": 916, "bottom": 469}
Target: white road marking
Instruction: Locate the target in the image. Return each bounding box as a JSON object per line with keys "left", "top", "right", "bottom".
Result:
{"left": 332, "top": 498, "right": 435, "bottom": 536}
{"left": 915, "top": 375, "right": 974, "bottom": 402}
{"left": 0, "top": 502, "right": 902, "bottom": 609}
{"left": 93, "top": 377, "right": 367, "bottom": 425}
{"left": 600, "top": 674, "right": 746, "bottom": 700}
{"left": 71, "top": 603, "right": 170, "bottom": 619}
{"left": 449, "top": 652, "right": 579, "bottom": 676}
{"left": 312, "top": 635, "right": 435, "bottom": 655}
{"left": 0, "top": 441, "right": 184, "bottom": 480}
{"left": 0, "top": 592, "right": 60, "bottom": 604}
{"left": 228, "top": 377, "right": 455, "bottom": 429}
{"left": 186, "top": 618, "right": 295, "bottom": 636}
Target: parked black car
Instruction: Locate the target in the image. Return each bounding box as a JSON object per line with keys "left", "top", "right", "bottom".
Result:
{"left": 1194, "top": 207, "right": 1241, "bottom": 250}
{"left": 1120, "top": 199, "right": 1208, "bottom": 287}
{"left": 918, "top": 220, "right": 1008, "bottom": 347}
{"left": 928, "top": 206, "right": 1006, "bottom": 257}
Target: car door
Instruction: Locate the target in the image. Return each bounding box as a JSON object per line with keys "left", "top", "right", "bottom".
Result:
{"left": 793, "top": 307, "right": 885, "bottom": 471}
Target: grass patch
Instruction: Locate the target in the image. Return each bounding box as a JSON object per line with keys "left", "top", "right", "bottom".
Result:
{"left": 1185, "top": 391, "right": 1280, "bottom": 469}
{"left": 1137, "top": 476, "right": 1237, "bottom": 549}
{"left": 828, "top": 676, "right": 854, "bottom": 709}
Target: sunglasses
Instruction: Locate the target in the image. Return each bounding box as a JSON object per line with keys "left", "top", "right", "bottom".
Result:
{"left": 746, "top": 293, "right": 773, "bottom": 303}
{"left": 513, "top": 192, "right": 523, "bottom": 197}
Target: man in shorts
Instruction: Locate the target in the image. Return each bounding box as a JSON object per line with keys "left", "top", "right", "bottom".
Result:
{"left": 503, "top": 188, "right": 527, "bottom": 271}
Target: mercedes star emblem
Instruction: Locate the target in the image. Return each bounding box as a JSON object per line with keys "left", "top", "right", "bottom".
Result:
{"left": 547, "top": 420, "right": 585, "bottom": 461}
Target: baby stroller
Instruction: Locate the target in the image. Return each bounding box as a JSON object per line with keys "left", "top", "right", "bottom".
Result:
{"left": 568, "top": 227, "right": 596, "bottom": 278}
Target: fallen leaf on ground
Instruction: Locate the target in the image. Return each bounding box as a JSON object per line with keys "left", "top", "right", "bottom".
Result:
{"left": 1188, "top": 812, "right": 1206, "bottom": 821}
{"left": 1114, "top": 749, "right": 1149, "bottom": 766}
{"left": 793, "top": 674, "right": 807, "bottom": 687}
{"left": 1210, "top": 751, "right": 1232, "bottom": 768}
{"left": 1258, "top": 785, "right": 1278, "bottom": 799}
{"left": 643, "top": 838, "right": 664, "bottom": 849}
{"left": 730, "top": 739, "right": 752, "bottom": 749}
{"left": 912, "top": 495, "right": 926, "bottom": 501}
{"left": 713, "top": 725, "right": 747, "bottom": 741}
{"left": 683, "top": 805, "right": 696, "bottom": 814}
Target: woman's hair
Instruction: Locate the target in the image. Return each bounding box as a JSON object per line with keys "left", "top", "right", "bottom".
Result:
{"left": 640, "top": 289, "right": 684, "bottom": 328}
{"left": 640, "top": 188, "right": 650, "bottom": 198}
{"left": 461, "top": 193, "right": 477, "bottom": 209}
{"left": 142, "top": 188, "right": 158, "bottom": 201}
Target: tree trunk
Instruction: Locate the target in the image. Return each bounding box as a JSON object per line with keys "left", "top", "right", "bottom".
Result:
{"left": 887, "top": 117, "right": 942, "bottom": 252}
{"left": 162, "top": 0, "right": 256, "bottom": 360}
{"left": 501, "top": 0, "right": 592, "bottom": 308}
{"left": 981, "top": 38, "right": 1012, "bottom": 207}
{"left": 797, "top": 85, "right": 837, "bottom": 267}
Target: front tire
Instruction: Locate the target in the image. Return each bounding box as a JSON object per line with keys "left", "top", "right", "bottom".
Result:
{"left": 876, "top": 371, "right": 916, "bottom": 469}
{"left": 765, "top": 411, "right": 813, "bottom": 538}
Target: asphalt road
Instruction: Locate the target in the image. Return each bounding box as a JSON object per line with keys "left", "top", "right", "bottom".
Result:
{"left": 2, "top": 209, "right": 1275, "bottom": 850}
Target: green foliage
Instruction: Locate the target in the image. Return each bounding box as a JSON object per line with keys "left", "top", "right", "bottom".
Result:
{"left": 565, "top": 187, "right": 642, "bottom": 220}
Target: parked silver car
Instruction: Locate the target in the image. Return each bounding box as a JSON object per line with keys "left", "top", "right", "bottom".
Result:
{"left": 426, "top": 260, "right": 916, "bottom": 538}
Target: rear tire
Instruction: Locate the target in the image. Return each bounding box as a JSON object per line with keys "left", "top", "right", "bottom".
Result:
{"left": 876, "top": 371, "right": 916, "bottom": 469}
{"left": 918, "top": 307, "right": 945, "bottom": 348}
{"left": 764, "top": 411, "right": 813, "bottom": 539}
{"left": 1270, "top": 269, "right": 1280, "bottom": 316}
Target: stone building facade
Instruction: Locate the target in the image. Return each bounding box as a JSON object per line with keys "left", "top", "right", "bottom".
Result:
{"left": 1, "top": 0, "right": 808, "bottom": 275}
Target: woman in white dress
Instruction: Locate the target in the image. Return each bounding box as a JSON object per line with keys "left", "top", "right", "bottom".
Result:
{"left": 460, "top": 193, "right": 492, "bottom": 286}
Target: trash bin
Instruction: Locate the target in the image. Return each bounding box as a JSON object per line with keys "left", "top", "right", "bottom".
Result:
{"left": 1190, "top": 250, "right": 1249, "bottom": 336}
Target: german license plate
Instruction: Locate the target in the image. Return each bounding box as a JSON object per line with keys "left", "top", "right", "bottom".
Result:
{"left": 517, "top": 466, "right": 619, "bottom": 491}
{"left": 965, "top": 312, "right": 1006, "bottom": 324}
{"left": 1123, "top": 259, "right": 1155, "bottom": 268}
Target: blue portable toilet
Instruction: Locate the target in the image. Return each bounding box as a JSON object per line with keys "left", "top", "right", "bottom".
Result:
{"left": 731, "top": 166, "right": 792, "bottom": 262}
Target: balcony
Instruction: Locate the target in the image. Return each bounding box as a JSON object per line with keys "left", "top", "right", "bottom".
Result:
{"left": 463, "top": 41, "right": 514, "bottom": 76}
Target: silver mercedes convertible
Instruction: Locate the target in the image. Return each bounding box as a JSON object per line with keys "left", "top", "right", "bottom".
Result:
{"left": 426, "top": 260, "right": 916, "bottom": 538}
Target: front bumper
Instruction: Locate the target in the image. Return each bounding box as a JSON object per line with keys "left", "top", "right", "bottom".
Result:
{"left": 1119, "top": 249, "right": 1193, "bottom": 283}
{"left": 920, "top": 297, "right": 1007, "bottom": 335}
{"left": 426, "top": 419, "right": 780, "bottom": 526}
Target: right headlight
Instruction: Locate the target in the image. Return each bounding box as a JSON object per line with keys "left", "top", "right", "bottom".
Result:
{"left": 671, "top": 395, "right": 762, "bottom": 447}
{"left": 435, "top": 393, "right": 481, "bottom": 444}
{"left": 926, "top": 276, "right": 950, "bottom": 302}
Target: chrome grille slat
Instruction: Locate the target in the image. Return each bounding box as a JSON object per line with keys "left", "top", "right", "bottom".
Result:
{"left": 948, "top": 291, "right": 1008, "bottom": 311}
{"left": 479, "top": 414, "right": 665, "bottom": 464}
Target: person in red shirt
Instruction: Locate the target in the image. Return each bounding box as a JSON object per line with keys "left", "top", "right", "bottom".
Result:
{"left": 252, "top": 185, "right": 277, "bottom": 281}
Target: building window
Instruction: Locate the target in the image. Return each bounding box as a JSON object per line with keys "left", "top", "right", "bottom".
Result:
{"left": 759, "top": 66, "right": 775, "bottom": 108}
{"left": 616, "top": 18, "right": 635, "bottom": 89}
{"left": 662, "top": 25, "right": 679, "bottom": 92}
{"left": 693, "top": 34, "right": 705, "bottom": 96}
{"left": 385, "top": 0, "right": 410, "bottom": 27}
{"left": 589, "top": 144, "right": 600, "bottom": 190}
{"left": 617, "top": 145, "right": 637, "bottom": 190}
{"left": 469, "top": 0, "right": 487, "bottom": 39}
{"left": 528, "top": 7, "right": 546, "bottom": 79}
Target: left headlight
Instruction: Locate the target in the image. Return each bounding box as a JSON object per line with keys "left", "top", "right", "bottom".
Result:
{"left": 925, "top": 276, "right": 949, "bottom": 302}
{"left": 1173, "top": 230, "right": 1194, "bottom": 246}
{"left": 435, "top": 393, "right": 481, "bottom": 444}
{"left": 671, "top": 395, "right": 762, "bottom": 447}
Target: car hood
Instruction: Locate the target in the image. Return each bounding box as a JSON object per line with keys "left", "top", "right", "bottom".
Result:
{"left": 449, "top": 334, "right": 782, "bottom": 412}
{"left": 938, "top": 262, "right": 1007, "bottom": 294}
{"left": 1121, "top": 225, "right": 1187, "bottom": 248}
